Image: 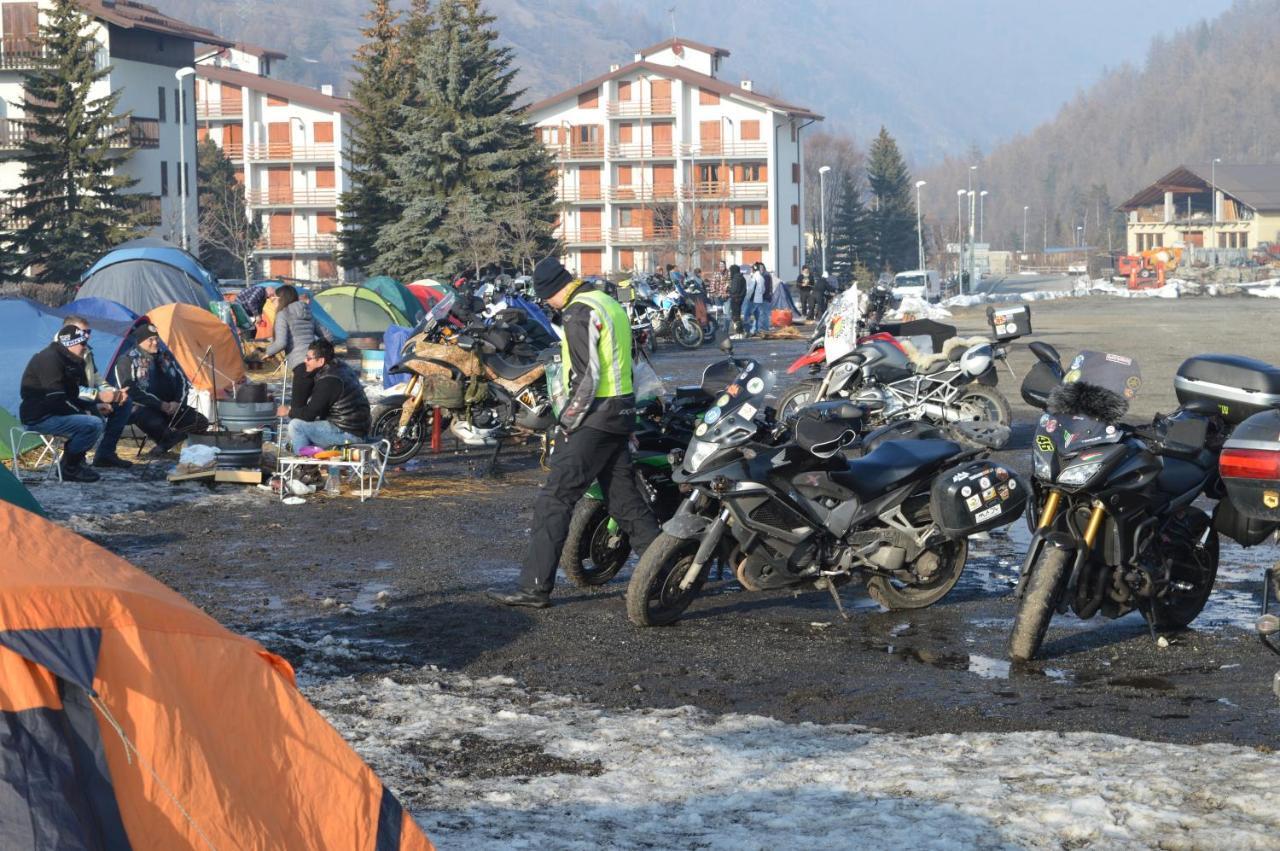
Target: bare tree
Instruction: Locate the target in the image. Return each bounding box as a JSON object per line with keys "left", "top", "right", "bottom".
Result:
{"left": 499, "top": 196, "right": 546, "bottom": 274}
{"left": 803, "top": 131, "right": 865, "bottom": 268}
{"left": 442, "top": 193, "right": 503, "bottom": 277}
{"left": 196, "top": 139, "right": 259, "bottom": 281}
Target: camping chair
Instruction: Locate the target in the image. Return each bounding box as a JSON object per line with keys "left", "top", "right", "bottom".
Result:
{"left": 9, "top": 427, "right": 63, "bottom": 483}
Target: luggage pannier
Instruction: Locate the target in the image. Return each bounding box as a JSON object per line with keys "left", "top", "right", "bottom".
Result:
{"left": 930, "top": 460, "right": 1028, "bottom": 537}
{"left": 1217, "top": 409, "right": 1280, "bottom": 541}
{"left": 1173, "top": 354, "right": 1280, "bottom": 425}
{"left": 987, "top": 304, "right": 1032, "bottom": 342}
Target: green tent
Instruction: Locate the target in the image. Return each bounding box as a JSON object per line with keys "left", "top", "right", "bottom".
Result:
{"left": 0, "top": 407, "right": 39, "bottom": 462}
{"left": 362, "top": 276, "right": 424, "bottom": 324}
{"left": 0, "top": 461, "right": 44, "bottom": 516}
{"left": 314, "top": 286, "right": 412, "bottom": 337}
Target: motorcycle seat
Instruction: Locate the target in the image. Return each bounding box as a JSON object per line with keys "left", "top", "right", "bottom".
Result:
{"left": 831, "top": 439, "right": 962, "bottom": 500}
{"left": 919, "top": 359, "right": 952, "bottom": 375}
{"left": 1155, "top": 457, "right": 1207, "bottom": 497}
{"left": 487, "top": 355, "right": 543, "bottom": 381}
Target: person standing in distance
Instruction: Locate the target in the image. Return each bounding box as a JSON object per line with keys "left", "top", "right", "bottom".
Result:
{"left": 486, "top": 257, "right": 659, "bottom": 608}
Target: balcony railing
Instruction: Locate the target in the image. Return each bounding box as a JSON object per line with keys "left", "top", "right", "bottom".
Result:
{"left": 605, "top": 99, "right": 674, "bottom": 118}
{"left": 555, "top": 186, "right": 604, "bottom": 203}
{"left": 607, "top": 142, "right": 677, "bottom": 160}
{"left": 195, "top": 100, "right": 244, "bottom": 120}
{"left": 680, "top": 181, "right": 768, "bottom": 200}
{"left": 0, "top": 116, "right": 158, "bottom": 155}
{"left": 681, "top": 142, "right": 769, "bottom": 158}
{"left": 0, "top": 119, "right": 27, "bottom": 152}
{"left": 121, "top": 117, "right": 160, "bottom": 149}
{"left": 0, "top": 39, "right": 108, "bottom": 71}
{"left": 607, "top": 185, "right": 678, "bottom": 202}
{"left": 256, "top": 233, "right": 339, "bottom": 251}
{"left": 245, "top": 188, "right": 338, "bottom": 207}
{"left": 548, "top": 143, "right": 604, "bottom": 160}
{"left": 245, "top": 143, "right": 337, "bottom": 162}
{"left": 136, "top": 195, "right": 162, "bottom": 226}
{"left": 553, "top": 227, "right": 605, "bottom": 244}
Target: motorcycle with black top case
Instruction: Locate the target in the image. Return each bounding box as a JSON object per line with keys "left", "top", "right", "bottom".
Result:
{"left": 1009, "top": 346, "right": 1249, "bottom": 661}
{"left": 624, "top": 343, "right": 1029, "bottom": 627}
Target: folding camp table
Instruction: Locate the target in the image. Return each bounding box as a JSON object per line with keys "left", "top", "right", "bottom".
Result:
{"left": 275, "top": 440, "right": 391, "bottom": 503}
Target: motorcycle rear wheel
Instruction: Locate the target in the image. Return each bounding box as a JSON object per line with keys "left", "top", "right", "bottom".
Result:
{"left": 626, "top": 533, "right": 706, "bottom": 626}
{"left": 673, "top": 316, "right": 703, "bottom": 349}
{"left": 867, "top": 539, "right": 968, "bottom": 610}
{"left": 777, "top": 380, "right": 823, "bottom": 420}
{"left": 1152, "top": 529, "right": 1219, "bottom": 630}
{"left": 561, "top": 498, "right": 631, "bottom": 587}
{"left": 953, "top": 385, "right": 1012, "bottom": 449}
{"left": 1007, "top": 546, "right": 1072, "bottom": 661}
{"left": 371, "top": 407, "right": 430, "bottom": 465}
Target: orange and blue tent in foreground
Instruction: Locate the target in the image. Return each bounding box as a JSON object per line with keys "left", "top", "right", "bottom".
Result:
{"left": 0, "top": 501, "right": 432, "bottom": 850}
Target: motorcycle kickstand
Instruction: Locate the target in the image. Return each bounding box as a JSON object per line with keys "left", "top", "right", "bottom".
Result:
{"left": 476, "top": 438, "right": 504, "bottom": 479}
{"left": 825, "top": 580, "right": 851, "bottom": 622}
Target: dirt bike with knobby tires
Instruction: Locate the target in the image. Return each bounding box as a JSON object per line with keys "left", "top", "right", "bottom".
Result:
{"left": 1008, "top": 346, "right": 1247, "bottom": 662}
{"left": 625, "top": 345, "right": 1029, "bottom": 627}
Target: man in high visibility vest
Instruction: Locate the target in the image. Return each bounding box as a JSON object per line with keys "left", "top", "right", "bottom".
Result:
{"left": 486, "top": 257, "right": 659, "bottom": 608}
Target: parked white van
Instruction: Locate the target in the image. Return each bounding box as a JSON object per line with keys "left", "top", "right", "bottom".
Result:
{"left": 893, "top": 269, "right": 942, "bottom": 302}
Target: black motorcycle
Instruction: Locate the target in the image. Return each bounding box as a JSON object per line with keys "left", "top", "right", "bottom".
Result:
{"left": 625, "top": 345, "right": 1028, "bottom": 626}
{"left": 1009, "top": 346, "right": 1247, "bottom": 661}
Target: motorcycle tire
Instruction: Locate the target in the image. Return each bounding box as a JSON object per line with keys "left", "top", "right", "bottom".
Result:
{"left": 371, "top": 406, "right": 431, "bottom": 465}
{"left": 701, "top": 318, "right": 719, "bottom": 343}
{"left": 953, "top": 385, "right": 1013, "bottom": 449}
{"left": 626, "top": 533, "right": 706, "bottom": 626}
{"left": 1152, "top": 529, "right": 1219, "bottom": 630}
{"left": 673, "top": 316, "right": 703, "bottom": 349}
{"left": 867, "top": 539, "right": 968, "bottom": 610}
{"left": 1007, "top": 546, "right": 1072, "bottom": 661}
{"left": 561, "top": 497, "right": 631, "bottom": 587}
{"left": 777, "top": 379, "right": 823, "bottom": 420}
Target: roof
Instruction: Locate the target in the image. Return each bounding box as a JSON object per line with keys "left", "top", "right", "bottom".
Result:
{"left": 196, "top": 64, "right": 350, "bottom": 114}
{"left": 638, "top": 37, "right": 730, "bottom": 59}
{"left": 80, "top": 0, "right": 233, "bottom": 47}
{"left": 1118, "top": 164, "right": 1280, "bottom": 213}
{"left": 527, "top": 59, "right": 822, "bottom": 120}
{"left": 197, "top": 41, "right": 288, "bottom": 61}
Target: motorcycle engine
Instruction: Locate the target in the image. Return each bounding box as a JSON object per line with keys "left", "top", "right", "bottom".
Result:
{"left": 853, "top": 387, "right": 899, "bottom": 417}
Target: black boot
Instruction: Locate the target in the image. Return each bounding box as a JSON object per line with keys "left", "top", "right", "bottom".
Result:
{"left": 485, "top": 587, "right": 552, "bottom": 609}
{"left": 93, "top": 453, "right": 133, "bottom": 469}
{"left": 60, "top": 451, "right": 101, "bottom": 483}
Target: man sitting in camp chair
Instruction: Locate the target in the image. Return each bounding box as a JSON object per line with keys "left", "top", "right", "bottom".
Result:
{"left": 277, "top": 339, "right": 371, "bottom": 452}
{"left": 111, "top": 324, "right": 209, "bottom": 457}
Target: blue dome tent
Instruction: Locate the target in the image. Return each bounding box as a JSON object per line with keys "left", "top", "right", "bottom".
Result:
{"left": 79, "top": 238, "right": 222, "bottom": 315}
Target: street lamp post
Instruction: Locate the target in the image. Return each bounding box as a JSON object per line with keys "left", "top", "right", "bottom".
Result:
{"left": 979, "top": 189, "right": 989, "bottom": 244}
{"left": 1076, "top": 225, "right": 1083, "bottom": 248}
{"left": 956, "top": 189, "right": 965, "bottom": 286}
{"left": 915, "top": 179, "right": 927, "bottom": 273}
{"left": 1022, "top": 205, "right": 1029, "bottom": 254}
{"left": 289, "top": 115, "right": 305, "bottom": 278}
{"left": 1211, "top": 157, "right": 1221, "bottom": 222}
{"left": 174, "top": 66, "right": 195, "bottom": 251}
{"left": 818, "top": 165, "right": 831, "bottom": 276}
{"left": 967, "top": 190, "right": 976, "bottom": 293}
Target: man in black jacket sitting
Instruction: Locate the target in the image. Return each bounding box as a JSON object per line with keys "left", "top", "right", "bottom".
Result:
{"left": 111, "top": 324, "right": 209, "bottom": 456}
{"left": 19, "top": 326, "right": 114, "bottom": 482}
{"left": 277, "top": 339, "right": 371, "bottom": 451}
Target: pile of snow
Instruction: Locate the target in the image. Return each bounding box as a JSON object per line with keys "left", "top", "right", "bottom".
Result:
{"left": 304, "top": 665, "right": 1280, "bottom": 849}
{"left": 889, "top": 294, "right": 952, "bottom": 321}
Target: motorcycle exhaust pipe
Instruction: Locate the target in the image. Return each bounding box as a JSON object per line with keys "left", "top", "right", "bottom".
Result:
{"left": 919, "top": 402, "right": 963, "bottom": 423}
{"left": 679, "top": 509, "right": 729, "bottom": 590}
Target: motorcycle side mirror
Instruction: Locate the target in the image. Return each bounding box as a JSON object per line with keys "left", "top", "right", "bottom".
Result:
{"left": 1028, "top": 341, "right": 1062, "bottom": 370}
{"left": 719, "top": 337, "right": 734, "bottom": 356}
{"left": 456, "top": 334, "right": 476, "bottom": 351}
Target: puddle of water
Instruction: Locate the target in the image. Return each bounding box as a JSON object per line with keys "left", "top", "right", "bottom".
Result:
{"left": 371, "top": 560, "right": 395, "bottom": 571}
{"left": 1106, "top": 675, "right": 1176, "bottom": 691}
{"left": 862, "top": 638, "right": 1072, "bottom": 684}
{"left": 350, "top": 581, "right": 393, "bottom": 613}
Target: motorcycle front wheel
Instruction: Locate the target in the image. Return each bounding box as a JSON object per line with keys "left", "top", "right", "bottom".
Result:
{"left": 777, "top": 379, "right": 823, "bottom": 420}
{"left": 867, "top": 538, "right": 968, "bottom": 610}
{"left": 626, "top": 533, "right": 706, "bottom": 626}
{"left": 561, "top": 498, "right": 631, "bottom": 587}
{"left": 1007, "top": 546, "right": 1072, "bottom": 661}
{"left": 673, "top": 316, "right": 704, "bottom": 349}
{"left": 953, "top": 385, "right": 1013, "bottom": 449}
{"left": 371, "top": 406, "right": 430, "bottom": 465}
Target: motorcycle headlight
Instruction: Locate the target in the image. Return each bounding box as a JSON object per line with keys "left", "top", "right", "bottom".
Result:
{"left": 1033, "top": 451, "right": 1053, "bottom": 481}
{"left": 1057, "top": 460, "right": 1104, "bottom": 487}
{"left": 684, "top": 438, "right": 717, "bottom": 473}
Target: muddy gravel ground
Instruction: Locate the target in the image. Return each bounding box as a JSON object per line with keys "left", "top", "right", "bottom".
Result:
{"left": 63, "top": 295, "right": 1280, "bottom": 753}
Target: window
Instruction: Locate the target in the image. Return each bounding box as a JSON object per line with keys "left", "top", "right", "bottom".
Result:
{"left": 617, "top": 80, "right": 632, "bottom": 102}
{"left": 617, "top": 122, "right": 633, "bottom": 144}
{"left": 741, "top": 120, "right": 760, "bottom": 141}
{"left": 267, "top": 93, "right": 289, "bottom": 107}
{"left": 314, "top": 121, "right": 334, "bottom": 143}
{"left": 697, "top": 164, "right": 721, "bottom": 184}
{"left": 739, "top": 207, "right": 764, "bottom": 225}
{"left": 184, "top": 162, "right": 190, "bottom": 196}
{"left": 619, "top": 208, "right": 634, "bottom": 227}
{"left": 158, "top": 86, "right": 166, "bottom": 122}
{"left": 791, "top": 122, "right": 797, "bottom": 142}
{"left": 160, "top": 161, "right": 168, "bottom": 197}
{"left": 316, "top": 166, "right": 336, "bottom": 189}
{"left": 738, "top": 164, "right": 764, "bottom": 182}
{"left": 317, "top": 212, "right": 338, "bottom": 234}
{"left": 174, "top": 88, "right": 180, "bottom": 122}
{"left": 792, "top": 163, "right": 800, "bottom": 183}
{"left": 699, "top": 88, "right": 719, "bottom": 105}
{"left": 537, "top": 126, "right": 559, "bottom": 146}
{"left": 791, "top": 204, "right": 799, "bottom": 225}
{"left": 577, "top": 87, "right": 599, "bottom": 109}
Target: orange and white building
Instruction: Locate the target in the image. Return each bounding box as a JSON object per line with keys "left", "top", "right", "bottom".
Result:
{"left": 527, "top": 38, "right": 821, "bottom": 279}
{"left": 194, "top": 43, "right": 350, "bottom": 282}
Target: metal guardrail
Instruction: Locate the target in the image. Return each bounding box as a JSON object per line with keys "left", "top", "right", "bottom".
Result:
{"left": 195, "top": 101, "right": 244, "bottom": 120}
{"left": 605, "top": 99, "right": 674, "bottom": 118}
{"left": 680, "top": 142, "right": 768, "bottom": 158}
{"left": 606, "top": 185, "right": 678, "bottom": 202}
{"left": 606, "top": 143, "right": 676, "bottom": 159}
{"left": 244, "top": 143, "right": 336, "bottom": 162}
{"left": 256, "top": 233, "right": 338, "bottom": 251}
{"left": 245, "top": 188, "right": 338, "bottom": 207}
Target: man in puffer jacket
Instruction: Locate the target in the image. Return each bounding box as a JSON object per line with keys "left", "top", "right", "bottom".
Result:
{"left": 278, "top": 339, "right": 371, "bottom": 451}
{"left": 263, "top": 285, "right": 333, "bottom": 373}
{"left": 112, "top": 324, "right": 209, "bottom": 456}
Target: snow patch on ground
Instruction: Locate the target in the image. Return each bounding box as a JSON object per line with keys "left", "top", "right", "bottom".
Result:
{"left": 303, "top": 664, "right": 1280, "bottom": 850}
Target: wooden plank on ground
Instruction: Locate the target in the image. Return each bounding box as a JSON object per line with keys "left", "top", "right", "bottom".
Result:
{"left": 214, "top": 469, "right": 263, "bottom": 484}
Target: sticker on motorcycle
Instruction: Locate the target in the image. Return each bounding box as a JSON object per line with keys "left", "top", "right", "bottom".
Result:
{"left": 974, "top": 504, "right": 1003, "bottom": 523}
{"left": 726, "top": 384, "right": 741, "bottom": 398}
{"left": 1036, "top": 435, "right": 1054, "bottom": 452}
{"left": 746, "top": 377, "right": 765, "bottom": 394}
{"left": 1008, "top": 479, "right": 1018, "bottom": 491}
{"left": 703, "top": 406, "right": 722, "bottom": 425}
{"left": 695, "top": 423, "right": 709, "bottom": 436}
{"left": 739, "top": 403, "right": 757, "bottom": 421}
{"left": 717, "top": 394, "right": 730, "bottom": 407}
{"left": 997, "top": 485, "right": 1010, "bottom": 501}
{"left": 966, "top": 495, "right": 982, "bottom": 511}
{"left": 1043, "top": 418, "right": 1057, "bottom": 433}
{"left": 982, "top": 488, "right": 996, "bottom": 502}
{"left": 979, "top": 476, "right": 991, "bottom": 490}
{"left": 961, "top": 486, "right": 973, "bottom": 497}
{"left": 996, "top": 468, "right": 1010, "bottom": 481}
{"left": 1266, "top": 490, "right": 1280, "bottom": 510}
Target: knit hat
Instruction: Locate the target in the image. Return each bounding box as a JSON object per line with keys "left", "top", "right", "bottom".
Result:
{"left": 532, "top": 256, "right": 573, "bottom": 301}
{"left": 133, "top": 324, "right": 160, "bottom": 345}
{"left": 57, "top": 325, "right": 89, "bottom": 347}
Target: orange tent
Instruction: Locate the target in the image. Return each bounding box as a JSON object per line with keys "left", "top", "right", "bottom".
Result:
{"left": 0, "top": 501, "right": 432, "bottom": 850}
{"left": 146, "top": 303, "right": 246, "bottom": 393}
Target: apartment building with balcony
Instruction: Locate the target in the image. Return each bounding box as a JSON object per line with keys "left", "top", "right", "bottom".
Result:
{"left": 0, "top": 0, "right": 230, "bottom": 246}
{"left": 528, "top": 38, "right": 821, "bottom": 279}
{"left": 195, "top": 43, "right": 350, "bottom": 282}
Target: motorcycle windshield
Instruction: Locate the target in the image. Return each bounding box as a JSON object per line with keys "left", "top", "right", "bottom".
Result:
{"left": 1034, "top": 350, "right": 1138, "bottom": 464}
{"left": 632, "top": 278, "right": 654, "bottom": 300}
{"left": 1062, "top": 350, "right": 1142, "bottom": 400}
{"left": 695, "top": 359, "right": 775, "bottom": 445}
{"left": 823, "top": 287, "right": 862, "bottom": 363}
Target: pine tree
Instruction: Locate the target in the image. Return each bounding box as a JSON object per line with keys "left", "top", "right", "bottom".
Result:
{"left": 197, "top": 139, "right": 259, "bottom": 281}
{"left": 374, "top": 0, "right": 556, "bottom": 278}
{"left": 338, "top": 0, "right": 408, "bottom": 274}
{"left": 829, "top": 170, "right": 871, "bottom": 280}
{"left": 14, "top": 0, "right": 141, "bottom": 283}
{"left": 865, "top": 126, "right": 916, "bottom": 274}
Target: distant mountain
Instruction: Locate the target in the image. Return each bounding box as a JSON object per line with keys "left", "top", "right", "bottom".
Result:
{"left": 158, "top": 0, "right": 1230, "bottom": 163}
{"left": 917, "top": 0, "right": 1280, "bottom": 253}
